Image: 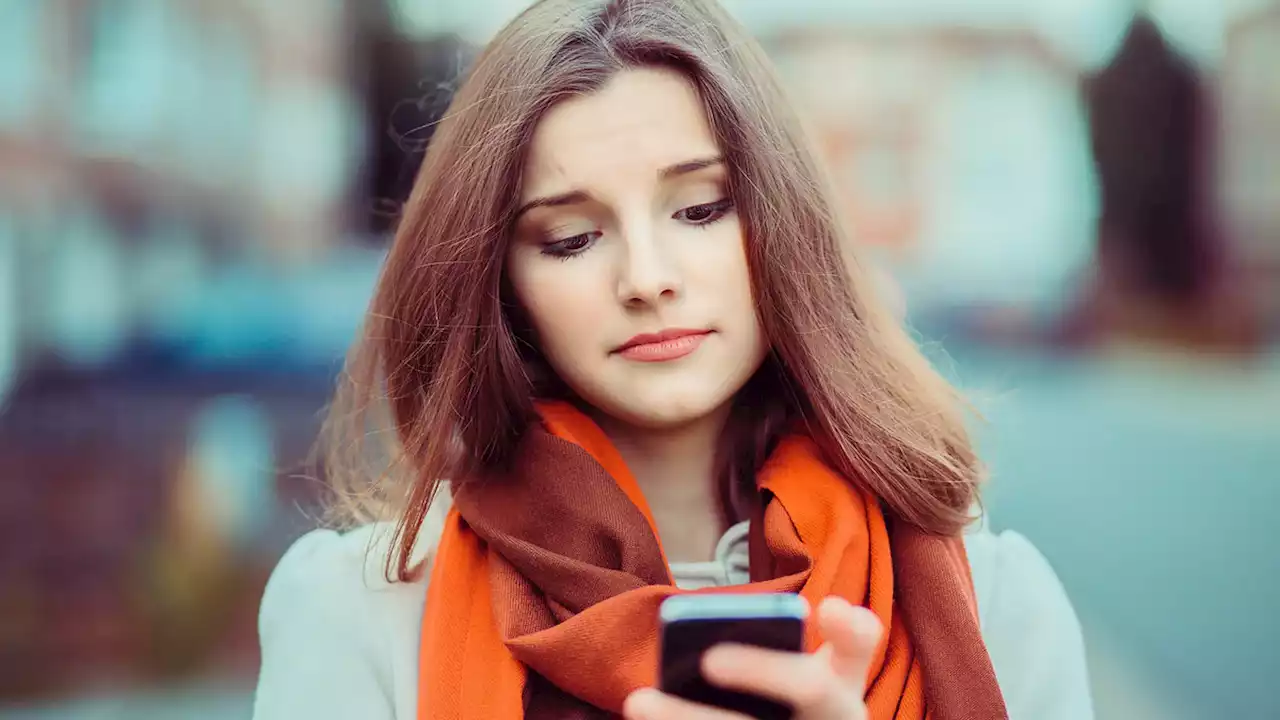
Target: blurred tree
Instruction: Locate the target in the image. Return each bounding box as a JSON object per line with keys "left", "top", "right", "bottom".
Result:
{"left": 1087, "top": 15, "right": 1212, "bottom": 307}
{"left": 1074, "top": 14, "right": 1260, "bottom": 351}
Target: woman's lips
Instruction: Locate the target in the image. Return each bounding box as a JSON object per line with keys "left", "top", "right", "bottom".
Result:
{"left": 615, "top": 330, "right": 712, "bottom": 362}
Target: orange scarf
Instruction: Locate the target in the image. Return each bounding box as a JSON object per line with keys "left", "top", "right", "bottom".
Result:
{"left": 418, "top": 401, "right": 1006, "bottom": 719}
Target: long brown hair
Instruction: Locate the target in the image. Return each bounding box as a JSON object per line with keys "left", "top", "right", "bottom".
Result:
{"left": 323, "top": 0, "right": 981, "bottom": 582}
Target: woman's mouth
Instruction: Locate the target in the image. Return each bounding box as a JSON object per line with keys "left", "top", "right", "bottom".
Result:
{"left": 613, "top": 328, "right": 712, "bottom": 362}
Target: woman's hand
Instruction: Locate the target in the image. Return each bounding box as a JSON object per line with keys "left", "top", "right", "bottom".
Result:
{"left": 623, "top": 596, "right": 882, "bottom": 719}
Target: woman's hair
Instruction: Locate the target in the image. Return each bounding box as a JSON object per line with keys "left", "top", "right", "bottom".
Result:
{"left": 323, "top": 0, "right": 981, "bottom": 581}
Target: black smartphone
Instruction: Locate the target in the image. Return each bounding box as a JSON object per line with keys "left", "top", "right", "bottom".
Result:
{"left": 658, "top": 593, "right": 808, "bottom": 720}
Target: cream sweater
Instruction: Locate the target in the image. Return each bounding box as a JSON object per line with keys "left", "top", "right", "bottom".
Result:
{"left": 253, "top": 498, "right": 1093, "bottom": 719}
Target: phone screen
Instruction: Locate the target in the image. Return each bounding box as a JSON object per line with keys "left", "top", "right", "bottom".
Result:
{"left": 659, "top": 614, "right": 804, "bottom": 719}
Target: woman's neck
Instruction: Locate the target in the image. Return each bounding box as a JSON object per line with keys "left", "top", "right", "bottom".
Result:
{"left": 590, "top": 404, "right": 730, "bottom": 563}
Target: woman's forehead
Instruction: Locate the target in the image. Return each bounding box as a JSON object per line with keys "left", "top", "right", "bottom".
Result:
{"left": 520, "top": 67, "right": 722, "bottom": 200}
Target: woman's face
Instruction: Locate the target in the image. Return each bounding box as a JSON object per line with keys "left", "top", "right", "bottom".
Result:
{"left": 507, "top": 67, "right": 768, "bottom": 430}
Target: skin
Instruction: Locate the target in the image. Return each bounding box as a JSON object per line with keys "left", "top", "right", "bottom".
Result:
{"left": 506, "top": 67, "right": 882, "bottom": 719}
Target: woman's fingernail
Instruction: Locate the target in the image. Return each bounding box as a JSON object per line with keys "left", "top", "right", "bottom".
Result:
{"left": 624, "top": 688, "right": 660, "bottom": 718}
{"left": 822, "top": 595, "right": 851, "bottom": 612}
{"left": 852, "top": 607, "right": 882, "bottom": 639}
{"left": 702, "top": 645, "right": 736, "bottom": 678}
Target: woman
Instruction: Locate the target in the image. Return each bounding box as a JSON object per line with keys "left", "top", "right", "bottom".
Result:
{"left": 254, "top": 1, "right": 1093, "bottom": 718}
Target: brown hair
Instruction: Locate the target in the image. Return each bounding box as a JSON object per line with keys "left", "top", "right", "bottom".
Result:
{"left": 322, "top": 0, "right": 981, "bottom": 582}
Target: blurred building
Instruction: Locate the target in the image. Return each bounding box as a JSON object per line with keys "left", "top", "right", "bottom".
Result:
{"left": 0, "top": 0, "right": 354, "bottom": 700}
{"left": 764, "top": 25, "right": 1094, "bottom": 314}
{"left": 1221, "top": 3, "right": 1280, "bottom": 327}
{"left": 748, "top": 0, "right": 1278, "bottom": 344}
{"left": 0, "top": 0, "right": 355, "bottom": 378}
{"left": 0, "top": 0, "right": 486, "bottom": 702}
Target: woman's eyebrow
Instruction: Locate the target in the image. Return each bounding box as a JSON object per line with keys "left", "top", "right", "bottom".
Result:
{"left": 516, "top": 190, "right": 592, "bottom": 219}
{"left": 516, "top": 156, "right": 724, "bottom": 218}
{"left": 660, "top": 156, "right": 723, "bottom": 180}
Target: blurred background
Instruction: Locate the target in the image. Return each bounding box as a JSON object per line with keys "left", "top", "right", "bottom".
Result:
{"left": 0, "top": 0, "right": 1277, "bottom": 717}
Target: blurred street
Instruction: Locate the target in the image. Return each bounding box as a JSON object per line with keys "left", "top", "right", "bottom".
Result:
{"left": 960, "top": 345, "right": 1280, "bottom": 720}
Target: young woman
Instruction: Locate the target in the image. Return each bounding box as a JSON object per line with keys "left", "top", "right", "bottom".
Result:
{"left": 253, "top": 1, "right": 1092, "bottom": 718}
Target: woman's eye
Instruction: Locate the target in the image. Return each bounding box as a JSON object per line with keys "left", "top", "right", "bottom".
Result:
{"left": 561, "top": 234, "right": 591, "bottom": 250}
{"left": 542, "top": 231, "right": 599, "bottom": 258}
{"left": 675, "top": 198, "right": 734, "bottom": 225}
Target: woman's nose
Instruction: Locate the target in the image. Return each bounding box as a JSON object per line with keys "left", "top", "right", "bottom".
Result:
{"left": 615, "top": 222, "right": 682, "bottom": 307}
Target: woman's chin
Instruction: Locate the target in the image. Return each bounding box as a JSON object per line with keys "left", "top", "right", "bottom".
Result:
{"left": 590, "top": 389, "right": 735, "bottom": 433}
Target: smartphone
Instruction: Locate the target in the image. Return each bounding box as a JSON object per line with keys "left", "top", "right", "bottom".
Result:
{"left": 659, "top": 593, "right": 808, "bottom": 720}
